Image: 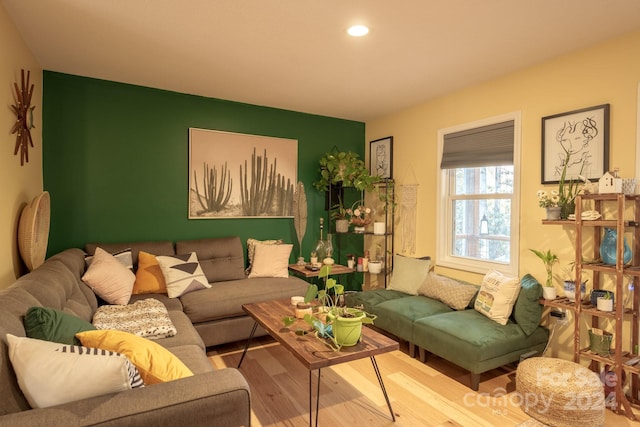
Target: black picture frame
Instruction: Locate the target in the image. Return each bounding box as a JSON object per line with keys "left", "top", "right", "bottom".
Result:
{"left": 370, "top": 136, "right": 393, "bottom": 179}
{"left": 541, "top": 104, "right": 609, "bottom": 184}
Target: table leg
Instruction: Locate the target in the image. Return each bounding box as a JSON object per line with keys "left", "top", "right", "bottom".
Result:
{"left": 309, "top": 369, "right": 322, "bottom": 427}
{"left": 237, "top": 322, "right": 258, "bottom": 369}
{"left": 371, "top": 356, "right": 395, "bottom": 422}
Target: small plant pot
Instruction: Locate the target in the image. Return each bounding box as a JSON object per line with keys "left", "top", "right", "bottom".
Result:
{"left": 597, "top": 297, "right": 614, "bottom": 312}
{"left": 368, "top": 261, "right": 382, "bottom": 274}
{"left": 589, "top": 329, "right": 613, "bottom": 355}
{"left": 327, "top": 308, "right": 366, "bottom": 347}
{"left": 542, "top": 287, "right": 557, "bottom": 300}
{"left": 335, "top": 219, "right": 349, "bottom": 233}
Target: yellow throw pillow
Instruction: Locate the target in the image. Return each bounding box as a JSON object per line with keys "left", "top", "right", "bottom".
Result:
{"left": 76, "top": 330, "right": 193, "bottom": 385}
{"left": 133, "top": 251, "right": 168, "bottom": 294}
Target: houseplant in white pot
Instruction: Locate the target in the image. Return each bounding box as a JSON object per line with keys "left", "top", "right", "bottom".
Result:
{"left": 530, "top": 248, "right": 559, "bottom": 300}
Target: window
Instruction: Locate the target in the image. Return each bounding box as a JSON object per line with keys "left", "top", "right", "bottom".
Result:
{"left": 436, "top": 113, "right": 521, "bottom": 275}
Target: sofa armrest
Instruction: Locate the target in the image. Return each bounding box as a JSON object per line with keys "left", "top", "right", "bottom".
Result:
{"left": 0, "top": 368, "right": 250, "bottom": 427}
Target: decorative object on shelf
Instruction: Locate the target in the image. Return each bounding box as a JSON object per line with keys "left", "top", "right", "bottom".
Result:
{"left": 588, "top": 328, "right": 612, "bottom": 356}
{"left": 373, "top": 222, "right": 385, "bottom": 235}
{"left": 346, "top": 201, "right": 375, "bottom": 233}
{"left": 622, "top": 178, "right": 638, "bottom": 195}
{"left": 10, "top": 69, "right": 36, "bottom": 166}
{"left": 323, "top": 233, "right": 334, "bottom": 265}
{"left": 542, "top": 104, "right": 610, "bottom": 184}
{"left": 590, "top": 289, "right": 614, "bottom": 307}
{"left": 312, "top": 218, "right": 328, "bottom": 261}
{"left": 563, "top": 280, "right": 586, "bottom": 301}
{"left": 346, "top": 254, "right": 355, "bottom": 269}
{"left": 18, "top": 191, "right": 50, "bottom": 271}
{"left": 536, "top": 189, "right": 562, "bottom": 220}
{"left": 368, "top": 260, "right": 383, "bottom": 274}
{"left": 335, "top": 219, "right": 349, "bottom": 233}
{"left": 545, "top": 206, "right": 561, "bottom": 220}
{"left": 567, "top": 210, "right": 601, "bottom": 221}
{"left": 529, "top": 248, "right": 558, "bottom": 300}
{"left": 598, "top": 170, "right": 622, "bottom": 194}
{"left": 599, "top": 227, "right": 632, "bottom": 265}
{"left": 369, "top": 136, "right": 393, "bottom": 179}
{"left": 292, "top": 181, "right": 307, "bottom": 265}
{"left": 596, "top": 294, "right": 614, "bottom": 312}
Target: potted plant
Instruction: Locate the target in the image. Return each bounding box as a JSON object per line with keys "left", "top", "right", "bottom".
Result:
{"left": 530, "top": 248, "right": 559, "bottom": 300}
{"left": 330, "top": 195, "right": 350, "bottom": 233}
{"left": 558, "top": 262, "right": 587, "bottom": 301}
{"left": 596, "top": 291, "right": 614, "bottom": 312}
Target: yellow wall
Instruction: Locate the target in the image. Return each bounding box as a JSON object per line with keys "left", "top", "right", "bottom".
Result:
{"left": 0, "top": 5, "right": 43, "bottom": 288}
{"left": 367, "top": 30, "right": 640, "bottom": 358}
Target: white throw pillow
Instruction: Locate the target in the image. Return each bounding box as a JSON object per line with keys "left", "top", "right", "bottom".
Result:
{"left": 248, "top": 243, "right": 293, "bottom": 278}
{"left": 6, "top": 334, "right": 142, "bottom": 409}
{"left": 387, "top": 255, "right": 432, "bottom": 295}
{"left": 474, "top": 270, "right": 521, "bottom": 325}
{"left": 82, "top": 247, "right": 135, "bottom": 305}
{"left": 246, "top": 238, "right": 283, "bottom": 273}
{"left": 156, "top": 252, "right": 211, "bottom": 298}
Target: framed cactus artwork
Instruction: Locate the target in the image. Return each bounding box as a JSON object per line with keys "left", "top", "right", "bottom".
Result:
{"left": 188, "top": 128, "right": 298, "bottom": 218}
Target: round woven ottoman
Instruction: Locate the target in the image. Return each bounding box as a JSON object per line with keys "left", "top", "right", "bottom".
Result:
{"left": 516, "top": 357, "right": 604, "bottom": 427}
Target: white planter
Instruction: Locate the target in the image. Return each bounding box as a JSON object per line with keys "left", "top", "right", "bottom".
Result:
{"left": 597, "top": 297, "right": 614, "bottom": 312}
{"left": 335, "top": 219, "right": 349, "bottom": 233}
{"left": 368, "top": 261, "right": 383, "bottom": 274}
{"left": 373, "top": 222, "right": 386, "bottom": 235}
{"left": 542, "top": 287, "right": 557, "bottom": 300}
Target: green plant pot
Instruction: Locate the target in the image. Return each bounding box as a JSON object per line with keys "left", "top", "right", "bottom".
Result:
{"left": 589, "top": 329, "right": 613, "bottom": 355}
{"left": 327, "top": 308, "right": 366, "bottom": 347}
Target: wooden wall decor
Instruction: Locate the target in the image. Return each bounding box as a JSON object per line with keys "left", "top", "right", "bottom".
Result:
{"left": 10, "top": 69, "right": 35, "bottom": 166}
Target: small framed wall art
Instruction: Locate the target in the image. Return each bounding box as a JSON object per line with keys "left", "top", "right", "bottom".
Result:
{"left": 370, "top": 136, "right": 393, "bottom": 179}
{"left": 541, "top": 104, "right": 609, "bottom": 184}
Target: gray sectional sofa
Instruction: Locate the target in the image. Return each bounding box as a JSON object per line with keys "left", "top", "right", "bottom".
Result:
{"left": 346, "top": 273, "right": 549, "bottom": 390}
{"left": 0, "top": 236, "right": 308, "bottom": 426}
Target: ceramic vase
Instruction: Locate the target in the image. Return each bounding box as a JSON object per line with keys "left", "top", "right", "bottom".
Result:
{"left": 600, "top": 228, "right": 632, "bottom": 265}
{"left": 545, "top": 206, "right": 561, "bottom": 220}
{"left": 542, "top": 286, "right": 557, "bottom": 300}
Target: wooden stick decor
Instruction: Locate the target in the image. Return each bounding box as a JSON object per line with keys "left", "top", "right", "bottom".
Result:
{"left": 10, "top": 69, "right": 36, "bottom": 166}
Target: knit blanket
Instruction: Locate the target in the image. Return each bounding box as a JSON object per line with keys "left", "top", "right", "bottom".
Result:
{"left": 92, "top": 298, "right": 176, "bottom": 340}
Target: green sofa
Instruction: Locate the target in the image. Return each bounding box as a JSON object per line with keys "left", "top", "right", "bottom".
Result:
{"left": 345, "top": 274, "right": 549, "bottom": 390}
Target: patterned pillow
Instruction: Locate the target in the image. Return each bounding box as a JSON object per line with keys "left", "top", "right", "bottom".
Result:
{"left": 474, "top": 270, "right": 521, "bottom": 325}
{"left": 246, "top": 238, "right": 283, "bottom": 273}
{"left": 156, "top": 252, "right": 210, "bottom": 298}
{"left": 6, "top": 334, "right": 143, "bottom": 409}
{"left": 82, "top": 247, "right": 136, "bottom": 305}
{"left": 418, "top": 272, "right": 478, "bottom": 310}
{"left": 92, "top": 298, "right": 177, "bottom": 339}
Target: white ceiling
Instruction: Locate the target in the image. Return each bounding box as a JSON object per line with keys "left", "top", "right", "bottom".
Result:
{"left": 4, "top": 0, "right": 640, "bottom": 122}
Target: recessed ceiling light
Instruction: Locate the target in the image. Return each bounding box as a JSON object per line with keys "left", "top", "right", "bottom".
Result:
{"left": 347, "top": 25, "right": 369, "bottom": 37}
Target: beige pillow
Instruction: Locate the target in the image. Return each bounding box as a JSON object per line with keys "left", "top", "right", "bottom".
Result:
{"left": 246, "top": 238, "right": 283, "bottom": 273}
{"left": 474, "top": 270, "right": 521, "bottom": 325}
{"left": 387, "top": 255, "right": 432, "bottom": 295}
{"left": 248, "top": 243, "right": 293, "bottom": 278}
{"left": 82, "top": 247, "right": 135, "bottom": 305}
{"left": 418, "top": 272, "right": 478, "bottom": 310}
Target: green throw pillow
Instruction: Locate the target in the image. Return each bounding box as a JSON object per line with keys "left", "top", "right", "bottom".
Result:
{"left": 24, "top": 307, "right": 96, "bottom": 345}
{"left": 512, "top": 274, "right": 543, "bottom": 336}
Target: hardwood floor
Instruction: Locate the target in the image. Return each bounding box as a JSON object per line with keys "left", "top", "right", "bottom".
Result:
{"left": 207, "top": 336, "right": 638, "bottom": 426}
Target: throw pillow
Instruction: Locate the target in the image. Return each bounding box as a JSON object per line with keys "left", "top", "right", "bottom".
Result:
{"left": 82, "top": 247, "right": 136, "bottom": 305}
{"left": 387, "top": 254, "right": 432, "bottom": 295}
{"left": 248, "top": 243, "right": 293, "bottom": 278}
{"left": 85, "top": 248, "right": 133, "bottom": 270}
{"left": 474, "top": 270, "right": 521, "bottom": 325}
{"left": 24, "top": 306, "right": 96, "bottom": 345}
{"left": 76, "top": 329, "right": 193, "bottom": 385}
{"left": 418, "top": 272, "right": 478, "bottom": 310}
{"left": 6, "top": 334, "right": 143, "bottom": 409}
{"left": 512, "top": 274, "right": 543, "bottom": 336}
{"left": 156, "top": 252, "right": 210, "bottom": 298}
{"left": 246, "top": 238, "right": 283, "bottom": 273}
{"left": 133, "top": 251, "right": 168, "bottom": 294}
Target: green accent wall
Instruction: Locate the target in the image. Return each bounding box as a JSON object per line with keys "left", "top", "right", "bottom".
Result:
{"left": 43, "top": 72, "right": 365, "bottom": 285}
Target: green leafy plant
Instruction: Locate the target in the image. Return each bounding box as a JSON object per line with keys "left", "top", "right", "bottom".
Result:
{"left": 313, "top": 149, "right": 378, "bottom": 193}
{"left": 529, "top": 248, "right": 558, "bottom": 288}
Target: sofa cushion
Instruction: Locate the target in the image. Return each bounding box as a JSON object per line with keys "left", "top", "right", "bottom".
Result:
{"left": 24, "top": 306, "right": 96, "bottom": 345}
{"left": 248, "top": 243, "right": 293, "bottom": 278}
{"left": 387, "top": 254, "right": 432, "bottom": 295}
{"left": 85, "top": 241, "right": 176, "bottom": 270}
{"left": 373, "top": 296, "right": 453, "bottom": 342}
{"left": 412, "top": 309, "right": 548, "bottom": 370}
{"left": 156, "top": 252, "right": 211, "bottom": 298}
{"left": 176, "top": 237, "right": 246, "bottom": 283}
{"left": 76, "top": 329, "right": 193, "bottom": 385}
{"left": 133, "top": 251, "right": 168, "bottom": 294}
{"left": 344, "top": 289, "right": 409, "bottom": 314}
{"left": 246, "top": 238, "right": 283, "bottom": 273}
{"left": 512, "top": 274, "right": 544, "bottom": 336}
{"left": 85, "top": 248, "right": 133, "bottom": 270}
{"left": 474, "top": 270, "right": 521, "bottom": 325}
{"left": 7, "top": 334, "right": 142, "bottom": 409}
{"left": 179, "top": 277, "right": 308, "bottom": 323}
{"left": 82, "top": 247, "right": 136, "bottom": 305}
{"left": 418, "top": 272, "right": 478, "bottom": 310}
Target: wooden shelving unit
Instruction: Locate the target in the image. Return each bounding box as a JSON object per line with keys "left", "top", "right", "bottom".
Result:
{"left": 543, "top": 193, "right": 640, "bottom": 420}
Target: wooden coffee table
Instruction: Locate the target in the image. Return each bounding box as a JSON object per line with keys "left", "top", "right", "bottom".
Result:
{"left": 238, "top": 299, "right": 399, "bottom": 426}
